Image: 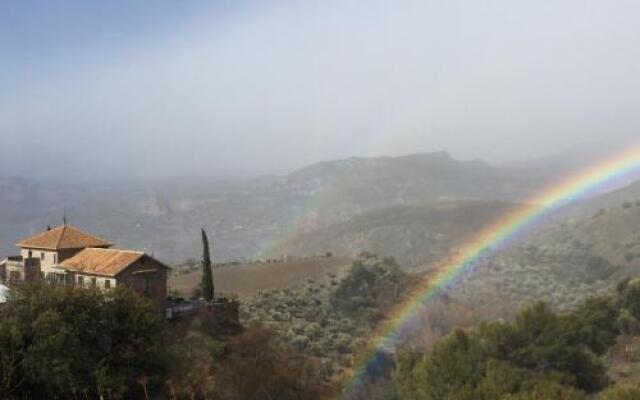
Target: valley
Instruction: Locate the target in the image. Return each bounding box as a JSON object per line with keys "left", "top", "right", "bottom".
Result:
{"left": 4, "top": 150, "right": 640, "bottom": 399}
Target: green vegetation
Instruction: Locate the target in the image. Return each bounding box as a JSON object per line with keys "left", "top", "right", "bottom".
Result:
{"left": 0, "top": 284, "right": 168, "bottom": 399}
{"left": 392, "top": 279, "right": 640, "bottom": 400}
{"left": 243, "top": 255, "right": 410, "bottom": 373}
{"left": 168, "top": 323, "right": 323, "bottom": 400}
{"left": 7, "top": 253, "right": 640, "bottom": 399}
{"left": 600, "top": 384, "right": 640, "bottom": 400}
{"left": 0, "top": 284, "right": 324, "bottom": 400}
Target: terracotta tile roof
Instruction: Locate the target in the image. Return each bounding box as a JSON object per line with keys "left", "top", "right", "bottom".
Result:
{"left": 59, "top": 248, "right": 145, "bottom": 277}
{"left": 16, "top": 225, "right": 112, "bottom": 250}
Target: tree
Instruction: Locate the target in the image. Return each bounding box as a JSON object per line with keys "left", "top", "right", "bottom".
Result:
{"left": 330, "top": 259, "right": 407, "bottom": 324}
{"left": 481, "top": 302, "right": 609, "bottom": 393}
{"left": 569, "top": 296, "right": 619, "bottom": 355}
{"left": 394, "top": 301, "right": 612, "bottom": 400}
{"left": 215, "top": 325, "right": 323, "bottom": 400}
{"left": 0, "top": 284, "right": 168, "bottom": 399}
{"left": 168, "top": 329, "right": 224, "bottom": 399}
{"left": 200, "top": 228, "right": 215, "bottom": 302}
{"left": 395, "top": 329, "right": 487, "bottom": 400}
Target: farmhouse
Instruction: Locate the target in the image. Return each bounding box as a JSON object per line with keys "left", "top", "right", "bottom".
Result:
{"left": 0, "top": 225, "right": 169, "bottom": 303}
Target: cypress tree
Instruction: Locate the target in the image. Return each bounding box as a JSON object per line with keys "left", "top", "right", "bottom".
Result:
{"left": 200, "top": 228, "right": 215, "bottom": 301}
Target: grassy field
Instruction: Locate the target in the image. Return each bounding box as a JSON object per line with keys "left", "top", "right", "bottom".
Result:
{"left": 169, "top": 256, "right": 353, "bottom": 298}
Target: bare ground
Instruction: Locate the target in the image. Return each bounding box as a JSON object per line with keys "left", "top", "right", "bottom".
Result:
{"left": 169, "top": 256, "right": 353, "bottom": 298}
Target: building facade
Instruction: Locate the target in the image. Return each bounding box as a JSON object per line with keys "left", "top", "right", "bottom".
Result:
{"left": 0, "top": 225, "right": 169, "bottom": 303}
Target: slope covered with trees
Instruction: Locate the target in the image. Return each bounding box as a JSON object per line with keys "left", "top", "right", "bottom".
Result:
{"left": 363, "top": 279, "right": 640, "bottom": 400}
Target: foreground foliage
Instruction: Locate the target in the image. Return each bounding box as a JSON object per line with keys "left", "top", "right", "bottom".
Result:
{"left": 393, "top": 279, "right": 640, "bottom": 400}
{"left": 0, "top": 284, "right": 324, "bottom": 400}
{"left": 0, "top": 284, "right": 168, "bottom": 399}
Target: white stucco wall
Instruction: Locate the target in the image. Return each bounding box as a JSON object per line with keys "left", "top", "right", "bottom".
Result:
{"left": 0, "top": 284, "right": 8, "bottom": 304}
{"left": 21, "top": 248, "right": 60, "bottom": 273}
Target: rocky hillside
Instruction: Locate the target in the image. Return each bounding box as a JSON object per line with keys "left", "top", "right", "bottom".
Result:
{"left": 0, "top": 152, "right": 547, "bottom": 263}
{"left": 267, "top": 200, "right": 520, "bottom": 269}
{"left": 455, "top": 189, "right": 640, "bottom": 311}
{"left": 269, "top": 179, "right": 640, "bottom": 311}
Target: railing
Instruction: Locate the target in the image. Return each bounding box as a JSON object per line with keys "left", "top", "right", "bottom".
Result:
{"left": 165, "top": 295, "right": 239, "bottom": 320}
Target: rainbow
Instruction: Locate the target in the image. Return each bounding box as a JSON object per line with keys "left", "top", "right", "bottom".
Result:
{"left": 341, "top": 145, "right": 640, "bottom": 397}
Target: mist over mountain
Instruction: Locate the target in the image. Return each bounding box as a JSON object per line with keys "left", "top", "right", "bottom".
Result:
{"left": 267, "top": 200, "right": 520, "bottom": 269}
{"left": 0, "top": 151, "right": 552, "bottom": 263}
{"left": 3, "top": 148, "right": 635, "bottom": 266}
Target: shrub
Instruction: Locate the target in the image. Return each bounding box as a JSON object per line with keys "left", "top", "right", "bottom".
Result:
{"left": 616, "top": 279, "right": 640, "bottom": 319}
{"left": 292, "top": 335, "right": 310, "bottom": 351}
{"left": 503, "top": 382, "right": 586, "bottom": 400}
{"left": 617, "top": 309, "right": 640, "bottom": 335}
{"left": 599, "top": 384, "right": 640, "bottom": 400}
{"left": 215, "top": 326, "right": 322, "bottom": 400}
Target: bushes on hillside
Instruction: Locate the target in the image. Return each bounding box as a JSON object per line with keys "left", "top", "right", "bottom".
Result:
{"left": 391, "top": 276, "right": 640, "bottom": 400}
{"left": 330, "top": 257, "right": 408, "bottom": 324}
{"left": 599, "top": 384, "right": 640, "bottom": 399}
{"left": 394, "top": 300, "right": 622, "bottom": 400}
{"left": 243, "top": 256, "right": 410, "bottom": 374}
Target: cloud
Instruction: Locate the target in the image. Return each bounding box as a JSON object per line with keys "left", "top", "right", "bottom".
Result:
{"left": 2, "top": 0, "right": 640, "bottom": 180}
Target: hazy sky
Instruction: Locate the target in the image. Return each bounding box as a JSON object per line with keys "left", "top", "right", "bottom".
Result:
{"left": 2, "top": 0, "right": 640, "bottom": 181}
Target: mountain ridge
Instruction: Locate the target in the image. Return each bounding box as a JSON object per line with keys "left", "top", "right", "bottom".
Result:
{"left": 0, "top": 149, "right": 622, "bottom": 264}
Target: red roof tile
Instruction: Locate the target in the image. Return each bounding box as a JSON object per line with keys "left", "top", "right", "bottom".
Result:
{"left": 16, "top": 225, "right": 112, "bottom": 250}
{"left": 59, "top": 248, "right": 144, "bottom": 277}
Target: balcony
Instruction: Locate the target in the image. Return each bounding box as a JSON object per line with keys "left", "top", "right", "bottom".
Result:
{"left": 5, "top": 255, "right": 24, "bottom": 268}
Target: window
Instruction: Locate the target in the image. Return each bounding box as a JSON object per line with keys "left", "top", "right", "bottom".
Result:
{"left": 104, "top": 279, "right": 111, "bottom": 289}
{"left": 40, "top": 252, "right": 45, "bottom": 260}
{"left": 143, "top": 277, "right": 150, "bottom": 294}
{"left": 78, "top": 276, "right": 84, "bottom": 286}
{"left": 27, "top": 250, "right": 32, "bottom": 258}
{"left": 9, "top": 271, "right": 21, "bottom": 282}
{"left": 91, "top": 277, "right": 97, "bottom": 288}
